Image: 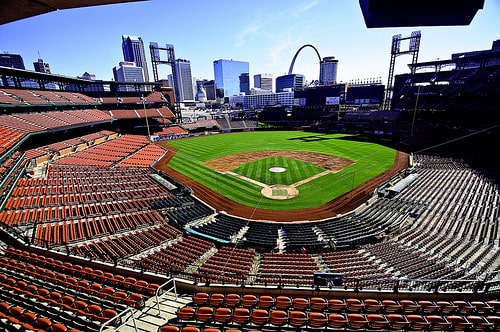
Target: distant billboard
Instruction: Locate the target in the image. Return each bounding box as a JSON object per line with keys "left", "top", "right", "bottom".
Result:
{"left": 326, "top": 96, "right": 340, "bottom": 105}
{"left": 293, "top": 98, "right": 306, "bottom": 106}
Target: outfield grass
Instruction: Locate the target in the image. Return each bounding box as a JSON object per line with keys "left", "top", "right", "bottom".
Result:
{"left": 164, "top": 131, "right": 396, "bottom": 210}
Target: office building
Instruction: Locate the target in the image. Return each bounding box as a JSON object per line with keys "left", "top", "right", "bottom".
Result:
{"left": 276, "top": 74, "right": 305, "bottom": 92}
{"left": 112, "top": 61, "right": 145, "bottom": 91}
{"left": 174, "top": 59, "right": 194, "bottom": 101}
{"left": 213, "top": 59, "right": 249, "bottom": 97}
{"left": 33, "top": 58, "right": 51, "bottom": 74}
{"left": 320, "top": 56, "right": 338, "bottom": 85}
{"left": 0, "top": 53, "right": 25, "bottom": 69}
{"left": 254, "top": 73, "right": 273, "bottom": 91}
{"left": 229, "top": 91, "right": 294, "bottom": 110}
{"left": 122, "top": 35, "right": 150, "bottom": 82}
{"left": 202, "top": 80, "right": 217, "bottom": 101}
{"left": 239, "top": 73, "right": 250, "bottom": 95}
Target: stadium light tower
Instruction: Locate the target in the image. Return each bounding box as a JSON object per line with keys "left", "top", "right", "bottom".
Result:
{"left": 149, "top": 42, "right": 182, "bottom": 122}
{"left": 383, "top": 31, "right": 421, "bottom": 110}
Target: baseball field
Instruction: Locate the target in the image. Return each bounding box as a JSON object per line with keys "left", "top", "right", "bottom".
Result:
{"left": 162, "top": 131, "right": 398, "bottom": 212}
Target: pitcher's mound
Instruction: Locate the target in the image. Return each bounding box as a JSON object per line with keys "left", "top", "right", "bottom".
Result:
{"left": 261, "top": 184, "right": 299, "bottom": 200}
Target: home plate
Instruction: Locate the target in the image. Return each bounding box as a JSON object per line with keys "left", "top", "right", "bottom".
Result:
{"left": 261, "top": 184, "right": 299, "bottom": 200}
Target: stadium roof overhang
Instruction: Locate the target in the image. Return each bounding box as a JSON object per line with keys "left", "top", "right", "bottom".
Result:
{"left": 408, "top": 50, "right": 500, "bottom": 72}
{"left": 359, "top": 0, "right": 484, "bottom": 28}
{"left": 0, "top": 0, "right": 148, "bottom": 25}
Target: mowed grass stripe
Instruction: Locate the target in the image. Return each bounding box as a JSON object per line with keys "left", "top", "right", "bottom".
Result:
{"left": 164, "top": 132, "right": 396, "bottom": 210}
{"left": 233, "top": 157, "right": 323, "bottom": 186}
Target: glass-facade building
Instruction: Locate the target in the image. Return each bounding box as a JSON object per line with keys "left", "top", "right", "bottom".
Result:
{"left": 320, "top": 56, "right": 338, "bottom": 85}
{"left": 0, "top": 53, "right": 25, "bottom": 70}
{"left": 213, "top": 59, "right": 249, "bottom": 97}
{"left": 276, "top": 74, "right": 305, "bottom": 92}
{"left": 239, "top": 73, "right": 250, "bottom": 95}
{"left": 122, "top": 35, "right": 150, "bottom": 82}
{"left": 175, "top": 58, "right": 194, "bottom": 101}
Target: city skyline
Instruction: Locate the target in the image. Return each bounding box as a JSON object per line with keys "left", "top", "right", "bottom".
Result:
{"left": 0, "top": 0, "right": 499, "bottom": 86}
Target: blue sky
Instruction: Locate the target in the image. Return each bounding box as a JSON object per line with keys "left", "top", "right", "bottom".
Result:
{"left": 1, "top": 0, "right": 499, "bottom": 86}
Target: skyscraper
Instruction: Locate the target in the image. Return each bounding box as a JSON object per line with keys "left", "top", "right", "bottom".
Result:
{"left": 122, "top": 35, "right": 150, "bottom": 82}
{"left": 112, "top": 61, "right": 145, "bottom": 91}
{"left": 213, "top": 59, "right": 249, "bottom": 97}
{"left": 320, "top": 56, "right": 338, "bottom": 85}
{"left": 174, "top": 58, "right": 194, "bottom": 101}
{"left": 254, "top": 73, "right": 273, "bottom": 91}
{"left": 202, "top": 80, "right": 217, "bottom": 101}
{"left": 239, "top": 73, "right": 250, "bottom": 95}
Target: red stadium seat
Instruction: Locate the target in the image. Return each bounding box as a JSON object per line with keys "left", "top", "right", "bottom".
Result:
{"left": 328, "top": 313, "right": 348, "bottom": 329}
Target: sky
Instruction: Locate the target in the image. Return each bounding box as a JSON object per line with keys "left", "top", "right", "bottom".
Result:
{"left": 1, "top": 0, "right": 499, "bottom": 87}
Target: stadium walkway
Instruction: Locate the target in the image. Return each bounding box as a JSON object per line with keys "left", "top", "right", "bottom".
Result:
{"left": 120, "top": 291, "right": 192, "bottom": 331}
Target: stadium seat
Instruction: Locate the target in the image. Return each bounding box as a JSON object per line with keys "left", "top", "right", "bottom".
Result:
{"left": 382, "top": 300, "right": 401, "bottom": 314}
{"left": 20, "top": 311, "right": 38, "bottom": 331}
{"left": 257, "top": 295, "right": 274, "bottom": 309}
{"left": 208, "top": 293, "right": 225, "bottom": 307}
{"left": 224, "top": 293, "right": 241, "bottom": 307}
{"left": 289, "top": 310, "right": 307, "bottom": 328}
{"left": 406, "top": 314, "right": 431, "bottom": 330}
{"left": 346, "top": 298, "right": 364, "bottom": 313}
{"left": 486, "top": 316, "right": 500, "bottom": 329}
{"left": 386, "top": 314, "right": 410, "bottom": 330}
{"left": 195, "top": 306, "right": 214, "bottom": 324}
{"left": 426, "top": 315, "right": 452, "bottom": 330}
{"left": 466, "top": 315, "right": 495, "bottom": 330}
{"left": 160, "top": 326, "right": 180, "bottom": 332}
{"left": 310, "top": 297, "right": 327, "bottom": 311}
{"left": 176, "top": 307, "right": 196, "bottom": 321}
{"left": 269, "top": 310, "right": 288, "bottom": 327}
{"left": 436, "top": 300, "right": 459, "bottom": 314}
{"left": 472, "top": 301, "right": 494, "bottom": 314}
{"left": 446, "top": 315, "right": 474, "bottom": 330}
{"left": 453, "top": 300, "right": 476, "bottom": 314}
{"left": 328, "top": 298, "right": 346, "bottom": 312}
{"left": 35, "top": 317, "right": 52, "bottom": 330}
{"left": 308, "top": 312, "right": 327, "bottom": 328}
{"left": 193, "top": 292, "right": 209, "bottom": 306}
{"left": 239, "top": 294, "right": 256, "bottom": 309}
{"left": 49, "top": 323, "right": 70, "bottom": 332}
{"left": 328, "top": 313, "right": 348, "bottom": 329}
{"left": 180, "top": 327, "right": 200, "bottom": 332}
{"left": 418, "top": 300, "right": 440, "bottom": 314}
{"left": 275, "top": 296, "right": 292, "bottom": 310}
{"left": 367, "top": 313, "right": 390, "bottom": 329}
{"left": 400, "top": 300, "right": 421, "bottom": 313}
{"left": 96, "top": 308, "right": 120, "bottom": 325}
{"left": 363, "top": 299, "right": 383, "bottom": 313}
{"left": 7, "top": 305, "right": 24, "bottom": 325}
{"left": 232, "top": 308, "right": 250, "bottom": 325}
{"left": 250, "top": 308, "right": 269, "bottom": 326}
{"left": 213, "top": 307, "right": 232, "bottom": 324}
{"left": 347, "top": 313, "right": 369, "bottom": 329}
{"left": 292, "top": 297, "right": 309, "bottom": 310}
